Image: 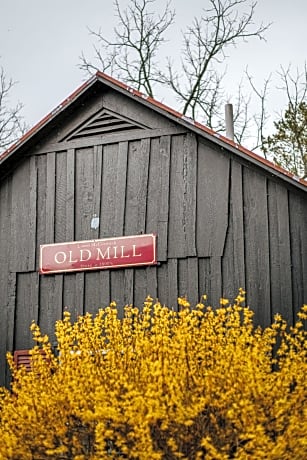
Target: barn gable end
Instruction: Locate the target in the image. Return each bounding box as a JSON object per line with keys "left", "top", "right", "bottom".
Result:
{"left": 0, "top": 72, "right": 306, "bottom": 386}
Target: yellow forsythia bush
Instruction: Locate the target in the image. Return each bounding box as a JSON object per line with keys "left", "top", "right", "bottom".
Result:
{"left": 0, "top": 291, "right": 306, "bottom": 459}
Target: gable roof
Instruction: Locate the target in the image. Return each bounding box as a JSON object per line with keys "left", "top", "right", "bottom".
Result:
{"left": 1, "top": 71, "right": 306, "bottom": 191}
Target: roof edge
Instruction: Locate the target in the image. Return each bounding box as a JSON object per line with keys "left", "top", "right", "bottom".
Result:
{"left": 0, "top": 74, "right": 97, "bottom": 163}
{"left": 1, "top": 70, "right": 306, "bottom": 190}
{"left": 94, "top": 71, "right": 307, "bottom": 189}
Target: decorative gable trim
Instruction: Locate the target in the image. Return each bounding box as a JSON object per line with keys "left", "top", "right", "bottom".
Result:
{"left": 60, "top": 108, "right": 149, "bottom": 142}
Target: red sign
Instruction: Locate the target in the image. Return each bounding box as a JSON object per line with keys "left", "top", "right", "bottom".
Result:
{"left": 40, "top": 234, "right": 157, "bottom": 275}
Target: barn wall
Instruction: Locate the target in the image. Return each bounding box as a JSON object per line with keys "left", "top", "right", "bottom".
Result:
{"left": 0, "top": 92, "right": 306, "bottom": 386}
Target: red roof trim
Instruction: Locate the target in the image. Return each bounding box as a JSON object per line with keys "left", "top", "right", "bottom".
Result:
{"left": 0, "top": 75, "right": 96, "bottom": 162}
{"left": 94, "top": 71, "right": 307, "bottom": 188}
{"left": 1, "top": 71, "right": 306, "bottom": 189}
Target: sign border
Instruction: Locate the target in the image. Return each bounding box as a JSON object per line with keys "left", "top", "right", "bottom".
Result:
{"left": 39, "top": 233, "right": 157, "bottom": 275}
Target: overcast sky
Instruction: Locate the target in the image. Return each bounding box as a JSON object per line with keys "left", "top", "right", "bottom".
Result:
{"left": 1, "top": 0, "right": 306, "bottom": 139}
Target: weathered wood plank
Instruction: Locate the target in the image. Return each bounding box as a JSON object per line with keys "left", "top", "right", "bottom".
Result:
{"left": 243, "top": 168, "right": 271, "bottom": 326}
{"left": 158, "top": 136, "right": 171, "bottom": 261}
{"left": 34, "top": 127, "right": 187, "bottom": 155}
{"left": 157, "top": 262, "right": 168, "bottom": 305}
{"left": 75, "top": 147, "right": 94, "bottom": 240}
{"left": 28, "top": 155, "right": 37, "bottom": 270}
{"left": 0, "top": 178, "right": 10, "bottom": 301}
{"left": 168, "top": 134, "right": 197, "bottom": 258}
{"left": 289, "top": 191, "right": 307, "bottom": 319}
{"left": 15, "top": 272, "right": 39, "bottom": 350}
{"left": 210, "top": 256, "right": 223, "bottom": 307}
{"left": 146, "top": 136, "right": 171, "bottom": 261}
{"left": 178, "top": 257, "right": 200, "bottom": 306}
{"left": 84, "top": 271, "right": 110, "bottom": 314}
{"left": 168, "top": 259, "right": 178, "bottom": 309}
{"left": 114, "top": 142, "right": 128, "bottom": 236}
{"left": 91, "top": 145, "right": 103, "bottom": 239}
{"left": 0, "top": 180, "right": 10, "bottom": 386}
{"left": 199, "top": 256, "right": 222, "bottom": 307}
{"left": 39, "top": 274, "right": 63, "bottom": 345}
{"left": 99, "top": 271, "right": 111, "bottom": 308}
{"left": 10, "top": 157, "right": 37, "bottom": 272}
{"left": 178, "top": 259, "right": 188, "bottom": 299}
{"left": 230, "top": 161, "right": 246, "bottom": 293}
{"left": 36, "top": 153, "right": 56, "bottom": 269}
{"left": 168, "top": 135, "right": 186, "bottom": 258}
{"left": 267, "top": 181, "right": 292, "bottom": 323}
{"left": 222, "top": 160, "right": 245, "bottom": 301}
{"left": 6, "top": 271, "right": 17, "bottom": 350}
{"left": 5, "top": 272, "right": 16, "bottom": 387}
{"left": 76, "top": 272, "right": 85, "bottom": 315}
{"left": 46, "top": 152, "right": 56, "bottom": 243}
{"left": 146, "top": 266, "right": 158, "bottom": 300}
{"left": 302, "top": 196, "right": 307, "bottom": 310}
{"left": 100, "top": 142, "right": 128, "bottom": 238}
{"left": 63, "top": 273, "right": 84, "bottom": 323}
{"left": 187, "top": 257, "right": 199, "bottom": 306}
{"left": 55, "top": 149, "right": 75, "bottom": 242}
{"left": 134, "top": 268, "right": 147, "bottom": 308}
{"left": 146, "top": 138, "right": 161, "bottom": 236}
{"left": 103, "top": 90, "right": 176, "bottom": 129}
{"left": 36, "top": 155, "right": 47, "bottom": 250}
{"left": 110, "top": 270, "right": 125, "bottom": 316}
{"left": 302, "top": 196, "right": 307, "bottom": 314}
{"left": 75, "top": 146, "right": 102, "bottom": 240}
{"left": 124, "top": 269, "right": 134, "bottom": 306}
{"left": 196, "top": 142, "right": 230, "bottom": 257}
{"left": 100, "top": 143, "right": 119, "bottom": 238}
{"left": 198, "top": 258, "right": 211, "bottom": 306}
{"left": 125, "top": 139, "right": 150, "bottom": 235}
{"left": 184, "top": 134, "right": 197, "bottom": 256}
{"left": 55, "top": 152, "right": 68, "bottom": 242}
{"left": 66, "top": 149, "right": 75, "bottom": 241}
{"left": 221, "top": 226, "right": 234, "bottom": 301}
{"left": 41, "top": 94, "right": 104, "bottom": 145}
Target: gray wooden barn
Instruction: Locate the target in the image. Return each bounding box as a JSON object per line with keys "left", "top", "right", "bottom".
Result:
{"left": 0, "top": 72, "right": 306, "bottom": 385}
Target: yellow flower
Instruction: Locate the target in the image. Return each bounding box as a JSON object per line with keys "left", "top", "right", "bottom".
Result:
{"left": 219, "top": 297, "right": 229, "bottom": 306}
{"left": 0, "top": 294, "right": 305, "bottom": 459}
{"left": 178, "top": 297, "right": 190, "bottom": 308}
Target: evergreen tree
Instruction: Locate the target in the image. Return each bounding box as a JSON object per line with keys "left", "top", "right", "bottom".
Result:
{"left": 264, "top": 101, "right": 307, "bottom": 179}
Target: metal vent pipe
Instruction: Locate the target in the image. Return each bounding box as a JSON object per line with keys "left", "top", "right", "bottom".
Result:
{"left": 225, "top": 103, "right": 234, "bottom": 141}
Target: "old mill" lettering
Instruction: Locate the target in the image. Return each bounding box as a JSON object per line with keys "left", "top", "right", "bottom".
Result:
{"left": 54, "top": 244, "right": 142, "bottom": 264}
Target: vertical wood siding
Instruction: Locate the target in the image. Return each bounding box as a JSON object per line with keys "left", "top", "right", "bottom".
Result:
{"left": 288, "top": 192, "right": 307, "bottom": 319}
{"left": 267, "top": 182, "right": 292, "bottom": 323}
{"left": 125, "top": 139, "right": 150, "bottom": 235}
{"left": 196, "top": 142, "right": 229, "bottom": 258}
{"left": 222, "top": 160, "right": 245, "bottom": 302}
{"left": 146, "top": 136, "right": 170, "bottom": 261}
{"left": 243, "top": 168, "right": 271, "bottom": 325}
{"left": 15, "top": 272, "right": 39, "bottom": 350}
{"left": 0, "top": 97, "right": 306, "bottom": 386}
{"left": 10, "top": 157, "right": 37, "bottom": 272}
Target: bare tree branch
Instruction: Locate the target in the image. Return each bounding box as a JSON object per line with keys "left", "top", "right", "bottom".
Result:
{"left": 0, "top": 66, "right": 27, "bottom": 153}
{"left": 79, "top": 0, "right": 277, "bottom": 159}
{"left": 161, "top": 0, "right": 270, "bottom": 120}
{"left": 245, "top": 70, "right": 271, "bottom": 154}
{"left": 277, "top": 63, "right": 307, "bottom": 112}
{"left": 79, "top": 0, "right": 175, "bottom": 97}
{"left": 229, "top": 80, "right": 253, "bottom": 144}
